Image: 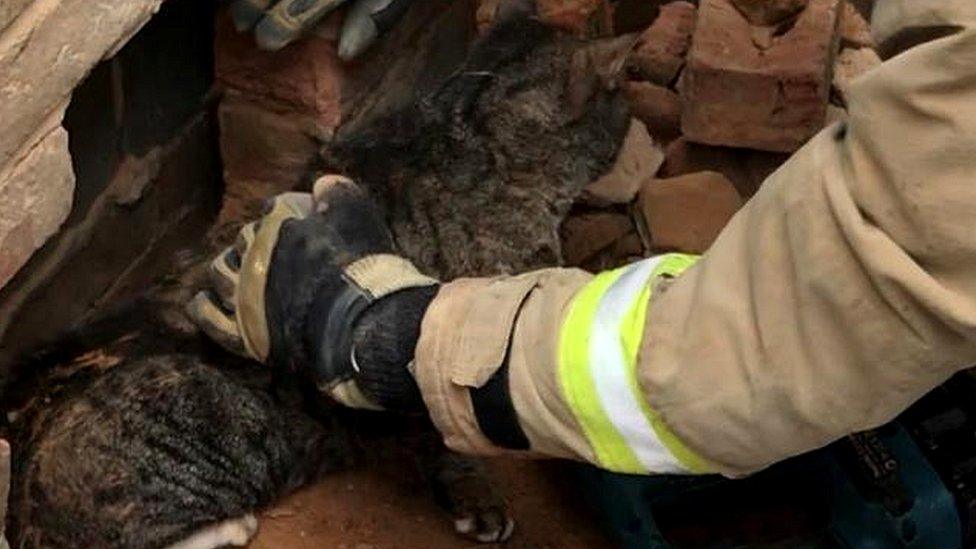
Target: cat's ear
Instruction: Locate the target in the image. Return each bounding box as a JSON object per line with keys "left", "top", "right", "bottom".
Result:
{"left": 566, "top": 34, "right": 639, "bottom": 120}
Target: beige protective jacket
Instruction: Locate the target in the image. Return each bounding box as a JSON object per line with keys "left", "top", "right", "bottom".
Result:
{"left": 413, "top": 0, "right": 976, "bottom": 477}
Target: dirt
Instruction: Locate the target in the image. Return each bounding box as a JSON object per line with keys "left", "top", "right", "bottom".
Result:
{"left": 251, "top": 460, "right": 613, "bottom": 549}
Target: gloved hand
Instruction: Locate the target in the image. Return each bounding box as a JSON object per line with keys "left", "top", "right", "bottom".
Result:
{"left": 188, "top": 176, "right": 438, "bottom": 409}
{"left": 228, "top": 0, "right": 414, "bottom": 60}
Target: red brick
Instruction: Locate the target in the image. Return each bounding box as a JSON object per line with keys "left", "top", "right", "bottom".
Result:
{"left": 478, "top": 0, "right": 610, "bottom": 36}
{"left": 730, "top": 0, "right": 807, "bottom": 26}
{"left": 636, "top": 171, "right": 744, "bottom": 253}
{"left": 626, "top": 1, "right": 696, "bottom": 87}
{"left": 214, "top": 13, "right": 345, "bottom": 136}
{"left": 839, "top": 0, "right": 873, "bottom": 48}
{"left": 681, "top": 0, "right": 842, "bottom": 152}
{"left": 660, "top": 137, "right": 788, "bottom": 199}
{"left": 623, "top": 81, "right": 682, "bottom": 143}
{"left": 217, "top": 98, "right": 321, "bottom": 225}
{"left": 560, "top": 212, "right": 635, "bottom": 266}
{"left": 537, "top": 0, "right": 612, "bottom": 37}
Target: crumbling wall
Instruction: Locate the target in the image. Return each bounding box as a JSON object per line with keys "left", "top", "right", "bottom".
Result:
{"left": 0, "top": 0, "right": 223, "bottom": 376}
{"left": 0, "top": 0, "right": 163, "bottom": 289}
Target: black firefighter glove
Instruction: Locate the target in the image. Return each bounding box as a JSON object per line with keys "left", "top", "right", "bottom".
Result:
{"left": 188, "top": 176, "right": 438, "bottom": 410}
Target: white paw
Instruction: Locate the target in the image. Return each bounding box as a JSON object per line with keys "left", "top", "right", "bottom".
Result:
{"left": 224, "top": 513, "right": 259, "bottom": 546}
{"left": 167, "top": 514, "right": 260, "bottom": 549}
{"left": 454, "top": 514, "right": 515, "bottom": 543}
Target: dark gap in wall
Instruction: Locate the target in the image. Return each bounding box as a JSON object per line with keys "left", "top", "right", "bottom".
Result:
{"left": 0, "top": 0, "right": 223, "bottom": 380}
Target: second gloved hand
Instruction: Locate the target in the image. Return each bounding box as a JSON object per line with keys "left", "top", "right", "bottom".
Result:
{"left": 228, "top": 0, "right": 414, "bottom": 60}
{"left": 188, "top": 176, "right": 438, "bottom": 410}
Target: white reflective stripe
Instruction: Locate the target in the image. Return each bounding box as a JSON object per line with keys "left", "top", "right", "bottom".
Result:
{"left": 588, "top": 257, "right": 688, "bottom": 474}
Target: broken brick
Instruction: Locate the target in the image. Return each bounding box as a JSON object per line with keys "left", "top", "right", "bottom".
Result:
{"left": 840, "top": 0, "right": 873, "bottom": 49}
{"left": 214, "top": 13, "right": 345, "bottom": 137}
{"left": 730, "top": 0, "right": 808, "bottom": 26}
{"left": 626, "top": 1, "right": 697, "bottom": 87}
{"left": 636, "top": 171, "right": 744, "bottom": 253}
{"left": 217, "top": 97, "right": 321, "bottom": 225}
{"left": 623, "top": 81, "right": 682, "bottom": 143}
{"left": 581, "top": 119, "right": 664, "bottom": 206}
{"left": 660, "top": 138, "right": 788, "bottom": 199}
{"left": 832, "top": 46, "right": 881, "bottom": 105}
{"left": 537, "top": 0, "right": 612, "bottom": 37}
{"left": 561, "top": 212, "right": 635, "bottom": 266}
{"left": 581, "top": 231, "right": 646, "bottom": 271}
{"left": 681, "top": 0, "right": 843, "bottom": 153}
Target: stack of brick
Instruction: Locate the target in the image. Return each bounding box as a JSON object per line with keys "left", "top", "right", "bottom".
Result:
{"left": 560, "top": 0, "right": 881, "bottom": 272}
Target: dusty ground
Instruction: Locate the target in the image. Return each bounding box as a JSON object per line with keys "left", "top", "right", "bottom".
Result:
{"left": 251, "top": 459, "right": 613, "bottom": 549}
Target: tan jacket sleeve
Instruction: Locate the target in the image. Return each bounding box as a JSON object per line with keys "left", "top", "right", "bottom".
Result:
{"left": 413, "top": 0, "right": 976, "bottom": 477}
{"left": 641, "top": 0, "right": 976, "bottom": 476}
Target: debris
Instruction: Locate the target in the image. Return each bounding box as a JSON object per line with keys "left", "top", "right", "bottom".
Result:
{"left": 833, "top": 46, "right": 882, "bottom": 106}
{"left": 623, "top": 81, "right": 683, "bottom": 144}
{"left": 681, "top": 0, "right": 843, "bottom": 152}
{"left": 561, "top": 213, "right": 635, "bottom": 267}
{"left": 214, "top": 12, "right": 346, "bottom": 136}
{"left": 730, "top": 0, "right": 808, "bottom": 26}
{"left": 536, "top": 0, "right": 612, "bottom": 36}
{"left": 636, "top": 171, "right": 744, "bottom": 253}
{"left": 660, "top": 138, "right": 788, "bottom": 199}
{"left": 478, "top": 0, "right": 611, "bottom": 36}
{"left": 840, "top": 0, "right": 874, "bottom": 48}
{"left": 626, "top": 1, "right": 697, "bottom": 87}
{"left": 581, "top": 119, "right": 664, "bottom": 206}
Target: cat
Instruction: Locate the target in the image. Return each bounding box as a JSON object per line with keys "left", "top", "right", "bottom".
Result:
{"left": 2, "top": 250, "right": 512, "bottom": 549}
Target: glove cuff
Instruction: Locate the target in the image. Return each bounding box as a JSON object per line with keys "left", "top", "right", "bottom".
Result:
{"left": 308, "top": 254, "right": 437, "bottom": 408}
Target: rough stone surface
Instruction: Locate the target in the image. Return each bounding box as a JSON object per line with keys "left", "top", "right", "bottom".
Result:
{"left": 581, "top": 119, "right": 663, "bottom": 206}
{"left": 536, "top": 0, "right": 612, "bottom": 36}
{"left": 0, "top": 126, "right": 74, "bottom": 290}
{"left": 623, "top": 81, "right": 682, "bottom": 143}
{"left": 840, "top": 0, "right": 874, "bottom": 48}
{"left": 218, "top": 97, "right": 321, "bottom": 224}
{"left": 636, "top": 171, "right": 744, "bottom": 253}
{"left": 477, "top": 0, "right": 611, "bottom": 36}
{"left": 561, "top": 212, "right": 635, "bottom": 266}
{"left": 730, "top": 0, "right": 808, "bottom": 26}
{"left": 626, "top": 1, "right": 697, "bottom": 87}
{"left": 0, "top": 0, "right": 163, "bottom": 176}
{"left": 215, "top": 14, "right": 344, "bottom": 138}
{"left": 0, "top": 0, "right": 31, "bottom": 33}
{"left": 682, "top": 0, "right": 842, "bottom": 152}
{"left": 832, "top": 46, "right": 881, "bottom": 105}
{"left": 660, "top": 138, "right": 789, "bottom": 199}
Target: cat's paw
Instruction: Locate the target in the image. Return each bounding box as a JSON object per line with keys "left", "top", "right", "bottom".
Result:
{"left": 168, "top": 513, "right": 258, "bottom": 549}
{"left": 454, "top": 508, "right": 516, "bottom": 543}
{"left": 431, "top": 453, "right": 515, "bottom": 543}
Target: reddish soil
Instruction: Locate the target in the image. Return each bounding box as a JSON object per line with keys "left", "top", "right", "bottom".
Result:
{"left": 250, "top": 460, "right": 613, "bottom": 549}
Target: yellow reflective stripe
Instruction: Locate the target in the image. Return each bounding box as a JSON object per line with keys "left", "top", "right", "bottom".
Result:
{"left": 559, "top": 267, "right": 643, "bottom": 473}
{"left": 625, "top": 254, "right": 715, "bottom": 474}
{"left": 561, "top": 253, "right": 716, "bottom": 475}
{"left": 654, "top": 253, "right": 700, "bottom": 278}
